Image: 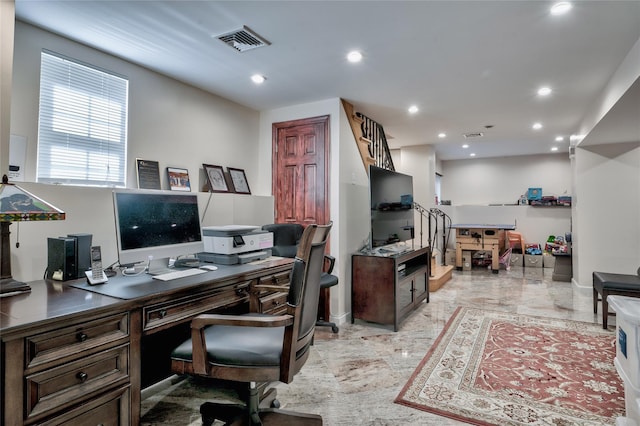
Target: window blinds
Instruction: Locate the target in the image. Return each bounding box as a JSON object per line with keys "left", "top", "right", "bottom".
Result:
{"left": 37, "top": 51, "right": 129, "bottom": 187}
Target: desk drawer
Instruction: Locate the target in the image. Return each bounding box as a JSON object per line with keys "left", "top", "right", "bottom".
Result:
{"left": 36, "top": 385, "right": 129, "bottom": 426}
{"left": 143, "top": 281, "right": 251, "bottom": 332}
{"left": 26, "top": 313, "right": 129, "bottom": 371}
{"left": 259, "top": 292, "right": 288, "bottom": 315}
{"left": 26, "top": 344, "right": 129, "bottom": 421}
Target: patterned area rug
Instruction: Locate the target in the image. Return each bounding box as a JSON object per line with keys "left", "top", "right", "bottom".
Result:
{"left": 395, "top": 307, "right": 625, "bottom": 425}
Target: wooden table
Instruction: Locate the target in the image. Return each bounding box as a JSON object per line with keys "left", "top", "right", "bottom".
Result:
{"left": 451, "top": 223, "right": 515, "bottom": 273}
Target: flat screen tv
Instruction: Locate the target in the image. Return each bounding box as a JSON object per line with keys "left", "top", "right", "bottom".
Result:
{"left": 369, "top": 165, "right": 414, "bottom": 248}
{"left": 112, "top": 189, "right": 204, "bottom": 273}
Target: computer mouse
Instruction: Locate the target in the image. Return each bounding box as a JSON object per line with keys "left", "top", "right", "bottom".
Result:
{"left": 199, "top": 264, "right": 218, "bottom": 271}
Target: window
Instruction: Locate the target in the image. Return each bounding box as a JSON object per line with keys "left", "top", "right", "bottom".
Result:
{"left": 37, "top": 51, "right": 129, "bottom": 186}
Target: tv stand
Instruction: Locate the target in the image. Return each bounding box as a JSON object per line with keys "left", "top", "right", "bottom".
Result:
{"left": 351, "top": 246, "right": 429, "bottom": 331}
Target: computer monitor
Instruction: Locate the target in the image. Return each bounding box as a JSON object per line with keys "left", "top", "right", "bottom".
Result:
{"left": 112, "top": 189, "right": 204, "bottom": 274}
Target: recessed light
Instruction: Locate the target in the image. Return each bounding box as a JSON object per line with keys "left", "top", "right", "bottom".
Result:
{"left": 251, "top": 74, "right": 266, "bottom": 84}
{"left": 408, "top": 105, "right": 419, "bottom": 114}
{"left": 555, "top": 136, "right": 564, "bottom": 142}
{"left": 551, "top": 147, "right": 559, "bottom": 152}
{"left": 532, "top": 122, "right": 543, "bottom": 130}
{"left": 462, "top": 144, "right": 469, "bottom": 149}
{"left": 551, "top": 2, "right": 572, "bottom": 15}
{"left": 470, "top": 153, "right": 476, "bottom": 157}
{"left": 537, "top": 87, "right": 552, "bottom": 96}
{"left": 438, "top": 133, "right": 446, "bottom": 138}
{"left": 347, "top": 50, "right": 362, "bottom": 63}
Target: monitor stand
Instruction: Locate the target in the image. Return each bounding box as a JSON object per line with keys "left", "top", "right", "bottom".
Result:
{"left": 147, "top": 257, "right": 174, "bottom": 275}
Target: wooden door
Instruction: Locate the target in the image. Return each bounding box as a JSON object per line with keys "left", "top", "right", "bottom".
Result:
{"left": 272, "top": 116, "right": 329, "bottom": 227}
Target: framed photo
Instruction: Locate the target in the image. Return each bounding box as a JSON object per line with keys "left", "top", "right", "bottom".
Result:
{"left": 228, "top": 167, "right": 251, "bottom": 194}
{"left": 166, "top": 167, "right": 191, "bottom": 191}
{"left": 136, "top": 159, "right": 161, "bottom": 190}
{"left": 203, "top": 164, "right": 230, "bottom": 193}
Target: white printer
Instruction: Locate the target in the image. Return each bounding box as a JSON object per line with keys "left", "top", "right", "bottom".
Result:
{"left": 199, "top": 225, "right": 273, "bottom": 264}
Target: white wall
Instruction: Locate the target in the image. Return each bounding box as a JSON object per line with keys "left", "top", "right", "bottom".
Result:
{"left": 8, "top": 22, "right": 275, "bottom": 282}
{"left": 11, "top": 22, "right": 261, "bottom": 192}
{"left": 573, "top": 143, "right": 640, "bottom": 286}
{"left": 441, "top": 154, "right": 572, "bottom": 206}
{"left": 0, "top": 0, "right": 14, "bottom": 176}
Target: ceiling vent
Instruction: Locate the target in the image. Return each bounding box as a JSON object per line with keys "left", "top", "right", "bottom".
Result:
{"left": 216, "top": 26, "right": 270, "bottom": 52}
{"left": 463, "top": 132, "right": 484, "bottom": 139}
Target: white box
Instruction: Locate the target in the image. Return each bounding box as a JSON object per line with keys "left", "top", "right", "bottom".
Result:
{"left": 543, "top": 253, "right": 555, "bottom": 269}
{"left": 609, "top": 296, "right": 640, "bottom": 387}
{"left": 509, "top": 252, "right": 524, "bottom": 267}
{"left": 609, "top": 295, "right": 640, "bottom": 424}
{"left": 524, "top": 254, "right": 543, "bottom": 268}
{"left": 462, "top": 251, "right": 472, "bottom": 271}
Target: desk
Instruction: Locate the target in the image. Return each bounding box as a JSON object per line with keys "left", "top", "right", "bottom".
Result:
{"left": 451, "top": 224, "right": 515, "bottom": 273}
{"left": 0, "top": 257, "right": 293, "bottom": 426}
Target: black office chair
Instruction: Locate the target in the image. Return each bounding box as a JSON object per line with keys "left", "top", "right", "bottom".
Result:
{"left": 261, "top": 223, "right": 304, "bottom": 258}
{"left": 171, "top": 223, "right": 331, "bottom": 426}
{"left": 263, "top": 223, "right": 339, "bottom": 333}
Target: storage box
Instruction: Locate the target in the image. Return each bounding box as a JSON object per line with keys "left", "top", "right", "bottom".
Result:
{"left": 609, "top": 296, "right": 640, "bottom": 424}
{"left": 527, "top": 187, "right": 542, "bottom": 201}
{"left": 524, "top": 254, "right": 543, "bottom": 268}
{"left": 509, "top": 252, "right": 524, "bottom": 267}
{"left": 542, "top": 253, "right": 555, "bottom": 269}
{"left": 462, "top": 251, "right": 472, "bottom": 271}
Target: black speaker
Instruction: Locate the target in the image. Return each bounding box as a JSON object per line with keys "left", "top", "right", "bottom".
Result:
{"left": 68, "top": 233, "right": 93, "bottom": 278}
{"left": 47, "top": 237, "right": 76, "bottom": 281}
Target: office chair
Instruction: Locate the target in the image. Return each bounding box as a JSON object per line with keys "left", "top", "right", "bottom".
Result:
{"left": 261, "top": 223, "right": 304, "bottom": 258}
{"left": 263, "top": 223, "right": 339, "bottom": 333}
{"left": 171, "top": 222, "right": 331, "bottom": 426}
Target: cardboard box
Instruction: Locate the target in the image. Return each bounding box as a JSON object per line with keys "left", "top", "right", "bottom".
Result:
{"left": 543, "top": 253, "right": 555, "bottom": 269}
{"left": 524, "top": 254, "right": 543, "bottom": 268}
{"left": 527, "top": 187, "right": 542, "bottom": 200}
{"left": 446, "top": 249, "right": 456, "bottom": 266}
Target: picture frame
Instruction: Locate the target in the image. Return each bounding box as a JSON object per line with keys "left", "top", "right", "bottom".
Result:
{"left": 203, "top": 164, "right": 230, "bottom": 193}
{"left": 166, "top": 167, "right": 191, "bottom": 191}
{"left": 228, "top": 167, "right": 251, "bottom": 194}
{"left": 136, "top": 159, "right": 161, "bottom": 190}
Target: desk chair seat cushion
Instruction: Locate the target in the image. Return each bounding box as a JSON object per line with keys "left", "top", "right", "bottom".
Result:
{"left": 320, "top": 272, "right": 338, "bottom": 289}
{"left": 171, "top": 313, "right": 284, "bottom": 367}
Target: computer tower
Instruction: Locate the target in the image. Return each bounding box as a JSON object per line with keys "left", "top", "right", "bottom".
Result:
{"left": 68, "top": 233, "right": 93, "bottom": 278}
{"left": 47, "top": 237, "right": 76, "bottom": 281}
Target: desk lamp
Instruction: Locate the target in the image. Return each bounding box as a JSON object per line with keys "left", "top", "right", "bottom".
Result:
{"left": 0, "top": 174, "right": 65, "bottom": 294}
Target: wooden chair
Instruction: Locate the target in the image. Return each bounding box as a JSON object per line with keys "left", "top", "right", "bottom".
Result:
{"left": 506, "top": 230, "right": 525, "bottom": 253}
{"left": 171, "top": 223, "right": 331, "bottom": 426}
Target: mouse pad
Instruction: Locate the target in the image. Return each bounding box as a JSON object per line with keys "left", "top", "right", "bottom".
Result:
{"left": 70, "top": 263, "right": 261, "bottom": 300}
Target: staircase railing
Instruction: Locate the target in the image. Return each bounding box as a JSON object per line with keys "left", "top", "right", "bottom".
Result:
{"left": 356, "top": 112, "right": 395, "bottom": 172}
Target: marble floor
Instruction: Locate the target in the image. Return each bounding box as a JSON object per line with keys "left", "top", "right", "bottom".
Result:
{"left": 140, "top": 266, "right": 609, "bottom": 425}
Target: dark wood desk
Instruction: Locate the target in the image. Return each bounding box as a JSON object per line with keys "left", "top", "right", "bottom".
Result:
{"left": 1, "top": 258, "right": 293, "bottom": 426}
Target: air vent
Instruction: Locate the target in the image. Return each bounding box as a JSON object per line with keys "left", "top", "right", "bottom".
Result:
{"left": 463, "top": 132, "right": 484, "bottom": 139}
{"left": 216, "top": 26, "right": 270, "bottom": 52}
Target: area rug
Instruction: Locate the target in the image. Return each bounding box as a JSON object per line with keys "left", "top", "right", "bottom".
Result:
{"left": 395, "top": 307, "right": 625, "bottom": 425}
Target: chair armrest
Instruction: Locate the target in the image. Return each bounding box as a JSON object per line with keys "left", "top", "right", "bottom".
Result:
{"left": 191, "top": 313, "right": 293, "bottom": 330}
{"left": 324, "top": 254, "right": 336, "bottom": 274}
{"left": 190, "top": 313, "right": 294, "bottom": 375}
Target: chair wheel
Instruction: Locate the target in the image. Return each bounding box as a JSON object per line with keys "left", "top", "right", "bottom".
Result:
{"left": 271, "top": 398, "right": 280, "bottom": 408}
{"left": 331, "top": 325, "right": 339, "bottom": 333}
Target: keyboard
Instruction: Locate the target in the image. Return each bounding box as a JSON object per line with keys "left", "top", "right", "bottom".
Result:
{"left": 152, "top": 268, "right": 207, "bottom": 281}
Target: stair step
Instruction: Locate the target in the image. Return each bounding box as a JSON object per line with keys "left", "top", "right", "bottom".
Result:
{"left": 429, "top": 264, "right": 454, "bottom": 292}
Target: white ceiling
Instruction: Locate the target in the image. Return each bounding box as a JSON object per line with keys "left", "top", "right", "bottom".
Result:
{"left": 14, "top": 0, "right": 640, "bottom": 161}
